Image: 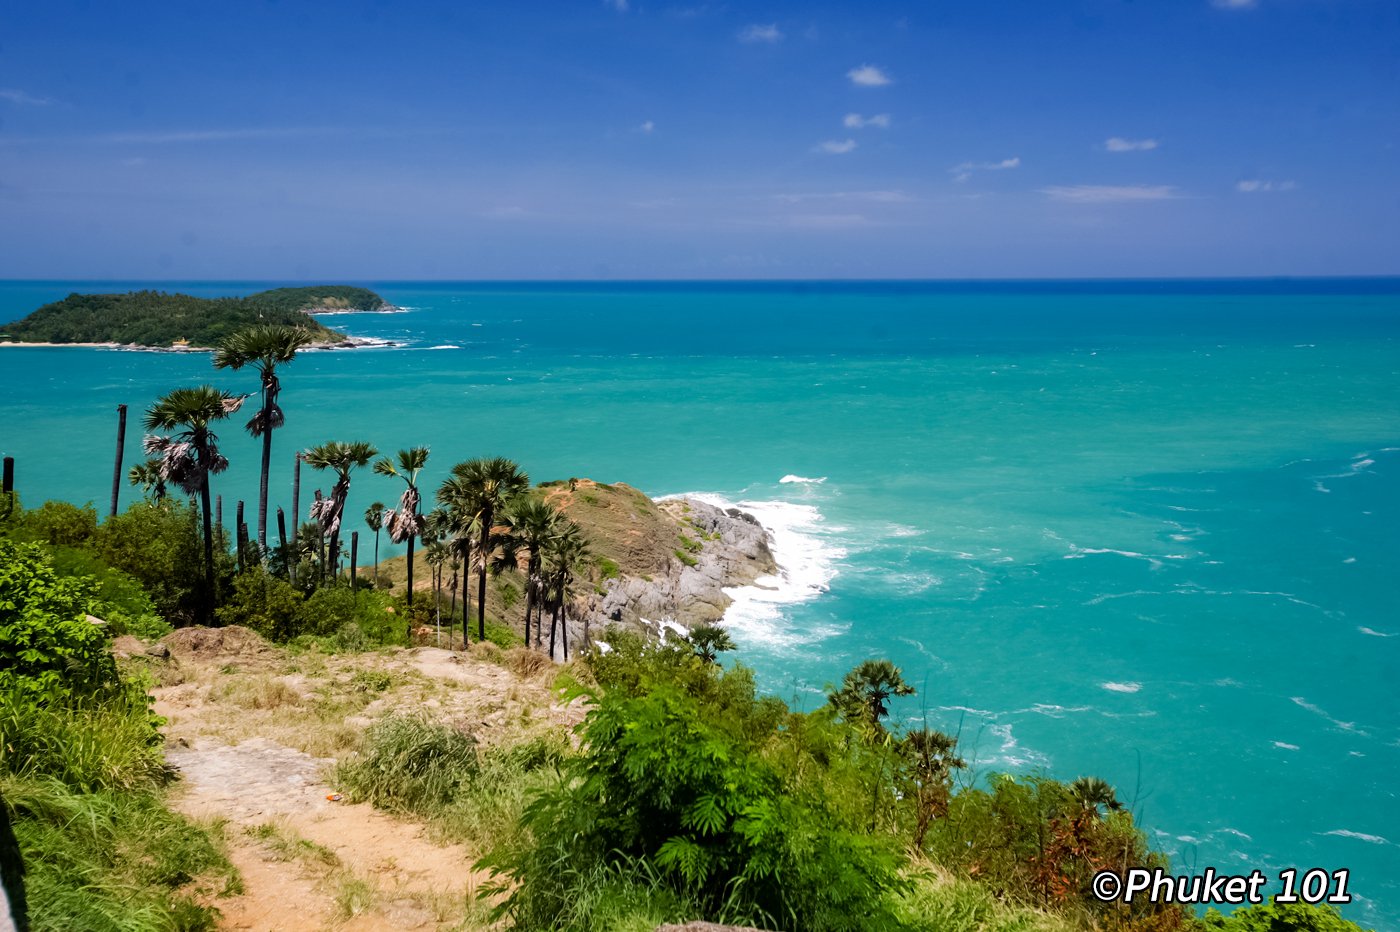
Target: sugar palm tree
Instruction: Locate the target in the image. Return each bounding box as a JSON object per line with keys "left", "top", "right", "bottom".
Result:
{"left": 213, "top": 324, "right": 315, "bottom": 552}
{"left": 506, "top": 496, "right": 561, "bottom": 648}
{"left": 127, "top": 459, "right": 169, "bottom": 502}
{"left": 1069, "top": 776, "right": 1123, "bottom": 819}
{"left": 303, "top": 441, "right": 378, "bottom": 584}
{"left": 689, "top": 623, "right": 736, "bottom": 664}
{"left": 902, "top": 728, "right": 966, "bottom": 848}
{"left": 364, "top": 502, "right": 385, "bottom": 582}
{"left": 437, "top": 457, "right": 529, "bottom": 642}
{"left": 542, "top": 519, "right": 590, "bottom": 660}
{"left": 143, "top": 385, "right": 246, "bottom": 623}
{"left": 374, "top": 447, "right": 429, "bottom": 608}
{"left": 828, "top": 659, "right": 915, "bottom": 733}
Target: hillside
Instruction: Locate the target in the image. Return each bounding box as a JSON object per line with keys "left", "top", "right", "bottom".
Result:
{"left": 0, "top": 285, "right": 392, "bottom": 348}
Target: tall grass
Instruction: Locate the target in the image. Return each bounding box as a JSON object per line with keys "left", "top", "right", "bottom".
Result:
{"left": 0, "top": 683, "right": 167, "bottom": 794}
{"left": 3, "top": 775, "right": 237, "bottom": 932}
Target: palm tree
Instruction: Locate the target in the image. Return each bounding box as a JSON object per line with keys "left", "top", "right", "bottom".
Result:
{"left": 143, "top": 385, "right": 246, "bottom": 623}
{"left": 902, "top": 728, "right": 966, "bottom": 848}
{"left": 364, "top": 502, "right": 385, "bottom": 582}
{"left": 689, "top": 623, "right": 736, "bottom": 664}
{"left": 828, "top": 659, "right": 916, "bottom": 733}
{"left": 303, "top": 441, "right": 378, "bottom": 584}
{"left": 213, "top": 324, "right": 315, "bottom": 552}
{"left": 374, "top": 447, "right": 429, "bottom": 609}
{"left": 127, "top": 459, "right": 169, "bottom": 502}
{"left": 506, "top": 496, "right": 561, "bottom": 648}
{"left": 437, "top": 457, "right": 529, "bottom": 643}
{"left": 1069, "top": 777, "right": 1123, "bottom": 819}
{"left": 542, "top": 519, "right": 590, "bottom": 660}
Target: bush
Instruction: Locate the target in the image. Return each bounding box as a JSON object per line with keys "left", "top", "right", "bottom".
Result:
{"left": 336, "top": 715, "right": 479, "bottom": 813}
{"left": 0, "top": 539, "right": 117, "bottom": 701}
{"left": 482, "top": 653, "right": 906, "bottom": 932}
{"left": 215, "top": 567, "right": 304, "bottom": 640}
{"left": 13, "top": 501, "right": 98, "bottom": 547}
{"left": 93, "top": 501, "right": 215, "bottom": 625}
{"left": 1203, "top": 899, "right": 1369, "bottom": 932}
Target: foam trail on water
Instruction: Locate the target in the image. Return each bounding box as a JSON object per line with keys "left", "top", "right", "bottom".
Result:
{"left": 681, "top": 491, "right": 845, "bottom": 649}
{"left": 779, "top": 474, "right": 827, "bottom": 484}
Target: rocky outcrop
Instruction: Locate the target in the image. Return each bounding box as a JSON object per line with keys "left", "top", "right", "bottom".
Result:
{"left": 584, "top": 497, "right": 776, "bottom": 632}
{"left": 538, "top": 481, "right": 777, "bottom": 640}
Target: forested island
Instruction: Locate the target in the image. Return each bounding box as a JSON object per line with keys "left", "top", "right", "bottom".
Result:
{"left": 0, "top": 285, "right": 393, "bottom": 348}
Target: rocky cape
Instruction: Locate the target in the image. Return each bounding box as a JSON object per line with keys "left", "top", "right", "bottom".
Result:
{"left": 376, "top": 479, "right": 778, "bottom": 650}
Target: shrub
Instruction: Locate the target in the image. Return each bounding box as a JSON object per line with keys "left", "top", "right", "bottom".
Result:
{"left": 93, "top": 501, "right": 215, "bottom": 625}
{"left": 215, "top": 567, "right": 304, "bottom": 640}
{"left": 13, "top": 501, "right": 98, "bottom": 547}
{"left": 0, "top": 539, "right": 117, "bottom": 701}
{"left": 1203, "top": 899, "right": 1368, "bottom": 932}
{"left": 336, "top": 715, "right": 479, "bottom": 813}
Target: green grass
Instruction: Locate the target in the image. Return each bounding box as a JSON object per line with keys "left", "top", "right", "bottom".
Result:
{"left": 5, "top": 775, "right": 237, "bottom": 932}
{"left": 672, "top": 548, "right": 698, "bottom": 567}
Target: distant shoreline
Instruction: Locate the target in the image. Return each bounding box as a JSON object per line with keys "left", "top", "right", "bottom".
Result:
{"left": 0, "top": 335, "right": 398, "bottom": 352}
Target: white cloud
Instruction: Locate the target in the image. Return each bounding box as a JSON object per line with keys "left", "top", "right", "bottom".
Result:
{"left": 844, "top": 113, "right": 891, "bottom": 129}
{"left": 1105, "top": 137, "right": 1159, "bottom": 152}
{"left": 1236, "top": 179, "right": 1296, "bottom": 193}
{"left": 815, "top": 139, "right": 858, "bottom": 155}
{"left": 738, "top": 23, "right": 783, "bottom": 43}
{"left": 847, "top": 65, "right": 892, "bottom": 87}
{"left": 638, "top": 120, "right": 655, "bottom": 134}
{"left": 1041, "top": 184, "right": 1178, "bottom": 202}
{"left": 0, "top": 88, "right": 54, "bottom": 106}
{"left": 951, "top": 157, "right": 1020, "bottom": 180}
{"left": 1212, "top": 0, "right": 1257, "bottom": 8}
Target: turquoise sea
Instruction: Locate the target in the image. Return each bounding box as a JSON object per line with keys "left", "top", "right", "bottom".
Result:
{"left": 2, "top": 280, "right": 1397, "bottom": 927}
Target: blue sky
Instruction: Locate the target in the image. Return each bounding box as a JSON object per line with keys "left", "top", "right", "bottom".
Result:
{"left": 1, "top": 0, "right": 1396, "bottom": 279}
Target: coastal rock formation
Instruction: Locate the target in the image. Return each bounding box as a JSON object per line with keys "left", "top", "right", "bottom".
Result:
{"left": 540, "top": 480, "right": 777, "bottom": 638}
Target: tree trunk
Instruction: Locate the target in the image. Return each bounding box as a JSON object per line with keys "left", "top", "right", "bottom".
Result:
{"left": 476, "top": 508, "right": 491, "bottom": 643}
{"left": 404, "top": 535, "right": 416, "bottom": 640}
{"left": 523, "top": 567, "right": 535, "bottom": 648}
{"left": 277, "top": 508, "right": 288, "bottom": 573}
{"left": 549, "top": 599, "right": 559, "bottom": 659}
{"left": 350, "top": 531, "right": 358, "bottom": 590}
{"left": 373, "top": 529, "right": 380, "bottom": 581}
{"left": 257, "top": 379, "right": 274, "bottom": 552}
{"left": 109, "top": 404, "right": 126, "bottom": 517}
{"left": 199, "top": 477, "right": 215, "bottom": 625}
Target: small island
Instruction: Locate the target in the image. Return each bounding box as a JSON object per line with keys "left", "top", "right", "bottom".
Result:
{"left": 0, "top": 285, "right": 396, "bottom": 350}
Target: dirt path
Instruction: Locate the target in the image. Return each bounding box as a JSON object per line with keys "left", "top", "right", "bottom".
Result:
{"left": 167, "top": 737, "right": 488, "bottom": 931}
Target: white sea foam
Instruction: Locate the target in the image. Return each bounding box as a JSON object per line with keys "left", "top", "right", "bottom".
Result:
{"left": 681, "top": 492, "right": 846, "bottom": 649}
{"left": 1102, "top": 681, "right": 1142, "bottom": 694}
{"left": 427, "top": 344, "right": 460, "bottom": 350}
{"left": 1323, "top": 829, "right": 1391, "bottom": 845}
{"left": 779, "top": 474, "right": 827, "bottom": 484}
{"left": 1358, "top": 626, "right": 1396, "bottom": 638}
{"left": 1273, "top": 741, "right": 1300, "bottom": 750}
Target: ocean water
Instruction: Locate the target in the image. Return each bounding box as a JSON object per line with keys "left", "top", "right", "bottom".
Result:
{"left": 2, "top": 280, "right": 1398, "bottom": 927}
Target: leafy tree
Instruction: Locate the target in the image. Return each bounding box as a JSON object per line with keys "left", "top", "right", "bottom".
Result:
{"left": 829, "top": 659, "right": 915, "bottom": 734}
{"left": 214, "top": 324, "right": 316, "bottom": 552}
{"left": 1204, "top": 899, "right": 1367, "bottom": 932}
{"left": 374, "top": 448, "right": 429, "bottom": 616}
{"left": 437, "top": 457, "right": 529, "bottom": 643}
{"left": 142, "top": 385, "right": 245, "bottom": 624}
{"left": 541, "top": 518, "right": 589, "bottom": 659}
{"left": 92, "top": 500, "right": 211, "bottom": 625}
{"left": 303, "top": 440, "right": 377, "bottom": 583}
{"left": 689, "top": 623, "right": 736, "bottom": 664}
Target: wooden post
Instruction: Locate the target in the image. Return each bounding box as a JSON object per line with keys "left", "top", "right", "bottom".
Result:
{"left": 350, "top": 532, "right": 359, "bottom": 590}
{"left": 109, "top": 404, "right": 127, "bottom": 517}
{"left": 235, "top": 501, "right": 245, "bottom": 570}
{"left": 277, "top": 507, "right": 290, "bottom": 581}
{"left": 291, "top": 453, "right": 302, "bottom": 529}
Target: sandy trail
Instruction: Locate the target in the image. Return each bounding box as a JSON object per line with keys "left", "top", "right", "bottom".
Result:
{"left": 167, "top": 737, "right": 486, "bottom": 930}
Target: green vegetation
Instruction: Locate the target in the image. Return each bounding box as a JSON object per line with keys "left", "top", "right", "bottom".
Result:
{"left": 0, "top": 536, "right": 235, "bottom": 931}
{"left": 0, "top": 286, "right": 376, "bottom": 347}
